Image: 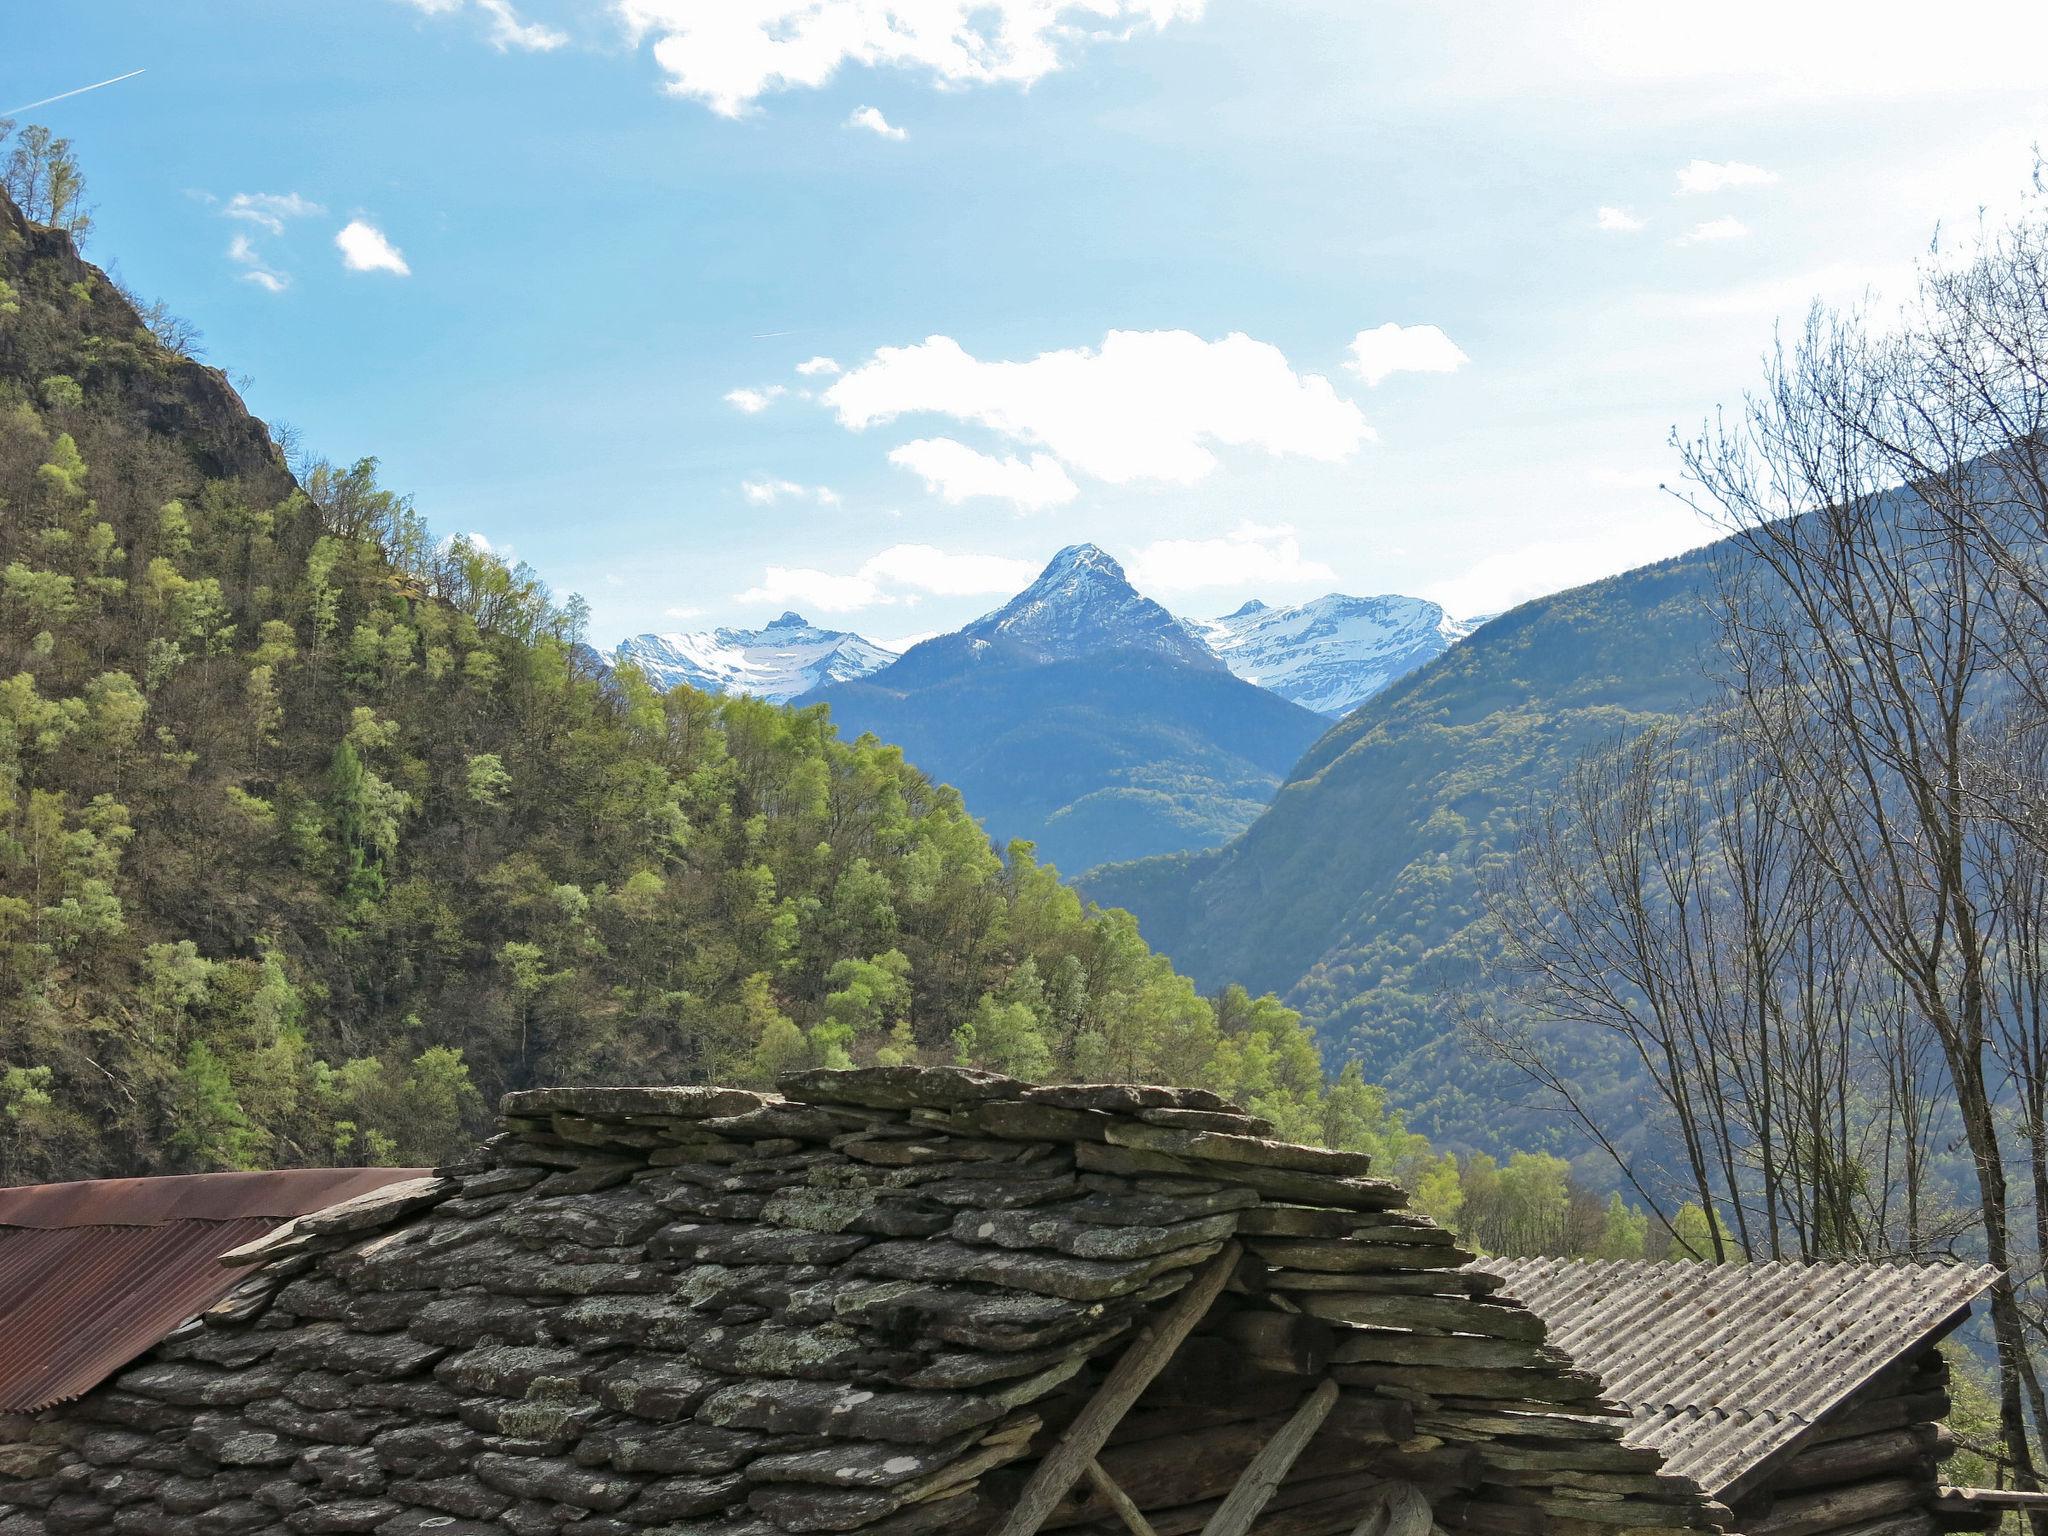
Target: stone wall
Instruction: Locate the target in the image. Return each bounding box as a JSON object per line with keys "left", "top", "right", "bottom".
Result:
{"left": 0, "top": 1067, "right": 1727, "bottom": 1536}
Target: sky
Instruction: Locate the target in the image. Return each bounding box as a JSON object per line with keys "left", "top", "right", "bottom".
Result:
{"left": 10, "top": 1, "right": 2048, "bottom": 648}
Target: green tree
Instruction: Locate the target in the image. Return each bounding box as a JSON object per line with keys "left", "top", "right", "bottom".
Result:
{"left": 2, "top": 123, "right": 92, "bottom": 239}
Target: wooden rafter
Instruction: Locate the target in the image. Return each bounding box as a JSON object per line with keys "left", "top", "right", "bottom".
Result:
{"left": 1086, "top": 1457, "right": 1164, "bottom": 1536}
{"left": 1198, "top": 1379, "right": 1341, "bottom": 1536}
{"left": 992, "top": 1240, "right": 1243, "bottom": 1536}
{"left": 1346, "top": 1480, "right": 1433, "bottom": 1536}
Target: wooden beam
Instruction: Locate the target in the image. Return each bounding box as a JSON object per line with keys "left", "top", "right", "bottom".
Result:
{"left": 1088, "top": 1459, "right": 1164, "bottom": 1536}
{"left": 1198, "top": 1381, "right": 1341, "bottom": 1536}
{"left": 1346, "top": 1481, "right": 1432, "bottom": 1536}
{"left": 993, "top": 1241, "right": 1242, "bottom": 1536}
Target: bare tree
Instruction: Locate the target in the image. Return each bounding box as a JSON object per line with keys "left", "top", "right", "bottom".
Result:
{"left": 1473, "top": 712, "right": 1920, "bottom": 1264}
{"left": 1679, "top": 295, "right": 2048, "bottom": 1517}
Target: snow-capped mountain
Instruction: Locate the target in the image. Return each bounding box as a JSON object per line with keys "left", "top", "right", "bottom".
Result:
{"left": 957, "top": 543, "right": 1222, "bottom": 669}
{"left": 605, "top": 613, "right": 897, "bottom": 704}
{"left": 1189, "top": 593, "right": 1467, "bottom": 716}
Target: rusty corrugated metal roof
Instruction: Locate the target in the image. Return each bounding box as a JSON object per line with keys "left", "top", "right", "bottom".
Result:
{"left": 0, "top": 1168, "right": 428, "bottom": 1413}
{"left": 1477, "top": 1257, "right": 2000, "bottom": 1498}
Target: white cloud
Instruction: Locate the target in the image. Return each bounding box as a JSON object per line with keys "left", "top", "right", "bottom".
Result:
{"left": 1676, "top": 159, "right": 1778, "bottom": 195}
{"left": 476, "top": 0, "right": 568, "bottom": 49}
{"left": 888, "top": 438, "right": 1078, "bottom": 510}
{"left": 400, "top": 0, "right": 566, "bottom": 51}
{"left": 725, "top": 385, "right": 787, "bottom": 413}
{"left": 848, "top": 105, "right": 907, "bottom": 140}
{"left": 664, "top": 604, "right": 705, "bottom": 620}
{"left": 224, "top": 191, "right": 324, "bottom": 235}
{"left": 1345, "top": 323, "right": 1470, "bottom": 387}
{"left": 1125, "top": 523, "right": 1335, "bottom": 594}
{"left": 1678, "top": 216, "right": 1750, "bottom": 244}
{"left": 826, "top": 330, "right": 1369, "bottom": 495}
{"left": 743, "top": 478, "right": 804, "bottom": 504}
{"left": 737, "top": 542, "right": 1038, "bottom": 613}
{"left": 1596, "top": 205, "right": 1645, "bottom": 233}
{"left": 1425, "top": 523, "right": 1709, "bottom": 619}
{"left": 336, "top": 220, "right": 411, "bottom": 275}
{"left": 796, "top": 356, "right": 842, "bottom": 376}
{"left": 737, "top": 567, "right": 880, "bottom": 614}
{"left": 1638, "top": 259, "right": 1914, "bottom": 321}
{"left": 862, "top": 544, "right": 1038, "bottom": 596}
{"left": 742, "top": 477, "right": 839, "bottom": 506}
{"left": 614, "top": 0, "right": 1205, "bottom": 116}
{"left": 441, "top": 530, "right": 515, "bottom": 560}
{"left": 227, "top": 232, "right": 289, "bottom": 293}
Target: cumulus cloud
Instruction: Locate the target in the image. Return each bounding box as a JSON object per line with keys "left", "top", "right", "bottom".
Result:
{"left": 1125, "top": 523, "right": 1335, "bottom": 594}
{"left": 1677, "top": 159, "right": 1778, "bottom": 194}
{"left": 1345, "top": 323, "right": 1470, "bottom": 387}
{"left": 224, "top": 191, "right": 325, "bottom": 235}
{"left": 614, "top": 0, "right": 1205, "bottom": 116}
{"left": 848, "top": 105, "right": 907, "bottom": 140}
{"left": 824, "top": 330, "right": 1368, "bottom": 506}
{"left": 796, "top": 356, "right": 842, "bottom": 376}
{"left": 399, "top": 0, "right": 566, "bottom": 51}
{"left": 1679, "top": 215, "right": 1750, "bottom": 244}
{"left": 725, "top": 385, "right": 787, "bottom": 413}
{"left": 336, "top": 220, "right": 411, "bottom": 275}
{"left": 742, "top": 477, "right": 839, "bottom": 506}
{"left": 737, "top": 543, "right": 1039, "bottom": 613}
{"left": 1596, "top": 205, "right": 1646, "bottom": 233}
{"left": 888, "top": 438, "right": 1078, "bottom": 510}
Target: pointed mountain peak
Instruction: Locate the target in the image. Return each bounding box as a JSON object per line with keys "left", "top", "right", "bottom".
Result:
{"left": 1226, "top": 598, "right": 1269, "bottom": 618}
{"left": 766, "top": 611, "right": 809, "bottom": 630}
{"left": 959, "top": 541, "right": 1219, "bottom": 670}
{"left": 1038, "top": 542, "right": 1124, "bottom": 580}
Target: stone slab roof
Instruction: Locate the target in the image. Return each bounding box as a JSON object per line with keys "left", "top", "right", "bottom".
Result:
{"left": 0, "top": 1070, "right": 1730, "bottom": 1536}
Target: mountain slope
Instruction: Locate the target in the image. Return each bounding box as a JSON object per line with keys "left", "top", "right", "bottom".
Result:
{"left": 1192, "top": 593, "right": 1463, "bottom": 716}
{"left": 807, "top": 546, "right": 1325, "bottom": 872}
{"left": 606, "top": 612, "right": 895, "bottom": 702}
{"left": 1082, "top": 540, "right": 1729, "bottom": 1149}
{"left": 0, "top": 190, "right": 1345, "bottom": 1184}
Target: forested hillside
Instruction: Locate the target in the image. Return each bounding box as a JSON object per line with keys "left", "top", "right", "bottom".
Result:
{"left": 0, "top": 186, "right": 1378, "bottom": 1184}
{"left": 1083, "top": 542, "right": 1728, "bottom": 1153}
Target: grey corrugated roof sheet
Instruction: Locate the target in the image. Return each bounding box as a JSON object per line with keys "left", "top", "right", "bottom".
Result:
{"left": 1476, "top": 1257, "right": 2000, "bottom": 1497}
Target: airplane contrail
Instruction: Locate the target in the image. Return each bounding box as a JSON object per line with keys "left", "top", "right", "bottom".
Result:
{"left": 4, "top": 68, "right": 146, "bottom": 117}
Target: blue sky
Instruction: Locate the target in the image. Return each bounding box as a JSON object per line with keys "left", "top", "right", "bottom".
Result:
{"left": 11, "top": 1, "right": 2048, "bottom": 646}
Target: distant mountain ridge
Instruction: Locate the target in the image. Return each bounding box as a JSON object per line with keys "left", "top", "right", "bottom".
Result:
{"left": 603, "top": 553, "right": 1469, "bottom": 720}
{"left": 603, "top": 613, "right": 898, "bottom": 703}
{"left": 1192, "top": 592, "right": 1464, "bottom": 716}
{"left": 801, "top": 545, "right": 1328, "bottom": 873}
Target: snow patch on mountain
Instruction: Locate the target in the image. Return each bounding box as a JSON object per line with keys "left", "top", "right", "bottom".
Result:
{"left": 606, "top": 613, "right": 898, "bottom": 703}
{"left": 959, "top": 543, "right": 1222, "bottom": 668}
{"left": 1192, "top": 592, "right": 1465, "bottom": 716}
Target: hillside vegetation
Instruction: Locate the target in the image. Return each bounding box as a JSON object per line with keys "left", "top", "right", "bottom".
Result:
{"left": 0, "top": 187, "right": 1383, "bottom": 1182}
{"left": 1084, "top": 543, "right": 1728, "bottom": 1153}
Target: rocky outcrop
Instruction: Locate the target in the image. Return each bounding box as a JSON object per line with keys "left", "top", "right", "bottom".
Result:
{"left": 0, "top": 1067, "right": 1727, "bottom": 1536}
{"left": 0, "top": 191, "right": 291, "bottom": 494}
